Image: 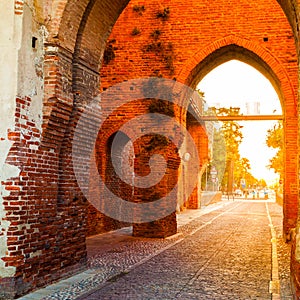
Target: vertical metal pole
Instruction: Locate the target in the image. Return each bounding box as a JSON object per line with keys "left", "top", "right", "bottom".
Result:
{"left": 205, "top": 164, "right": 208, "bottom": 191}
{"left": 228, "top": 159, "right": 234, "bottom": 200}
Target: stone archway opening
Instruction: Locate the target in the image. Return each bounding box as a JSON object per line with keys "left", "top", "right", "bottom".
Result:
{"left": 86, "top": 131, "right": 134, "bottom": 236}
{"left": 183, "top": 45, "right": 297, "bottom": 240}
{"left": 197, "top": 59, "right": 283, "bottom": 200}
{"left": 48, "top": 0, "right": 298, "bottom": 246}
{"left": 51, "top": 0, "right": 298, "bottom": 293}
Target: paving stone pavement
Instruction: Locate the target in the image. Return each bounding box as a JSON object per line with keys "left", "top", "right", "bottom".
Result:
{"left": 77, "top": 201, "right": 292, "bottom": 300}
{"left": 18, "top": 199, "right": 293, "bottom": 300}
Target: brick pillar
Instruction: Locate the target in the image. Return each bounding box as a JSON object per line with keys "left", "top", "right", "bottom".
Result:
{"left": 132, "top": 120, "right": 180, "bottom": 238}
{"left": 187, "top": 186, "right": 201, "bottom": 209}
{"left": 185, "top": 112, "right": 208, "bottom": 209}
{"left": 290, "top": 230, "right": 300, "bottom": 298}
{"left": 133, "top": 212, "right": 177, "bottom": 238}
{"left": 283, "top": 116, "right": 298, "bottom": 240}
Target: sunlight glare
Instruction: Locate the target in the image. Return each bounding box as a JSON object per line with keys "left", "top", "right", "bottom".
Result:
{"left": 197, "top": 60, "right": 281, "bottom": 185}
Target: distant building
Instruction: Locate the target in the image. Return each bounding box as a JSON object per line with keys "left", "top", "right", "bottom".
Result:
{"left": 246, "top": 102, "right": 260, "bottom": 114}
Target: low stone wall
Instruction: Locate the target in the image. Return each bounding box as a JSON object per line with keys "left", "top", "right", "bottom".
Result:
{"left": 200, "top": 191, "right": 222, "bottom": 207}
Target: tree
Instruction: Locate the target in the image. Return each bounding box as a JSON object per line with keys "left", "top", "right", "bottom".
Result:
{"left": 266, "top": 121, "right": 284, "bottom": 178}
{"left": 207, "top": 107, "right": 257, "bottom": 192}
{"left": 257, "top": 179, "right": 267, "bottom": 188}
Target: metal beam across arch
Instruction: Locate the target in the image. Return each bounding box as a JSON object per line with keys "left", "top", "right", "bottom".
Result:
{"left": 200, "top": 115, "right": 283, "bottom": 121}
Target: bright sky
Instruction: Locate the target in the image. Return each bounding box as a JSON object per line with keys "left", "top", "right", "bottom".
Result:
{"left": 197, "top": 60, "right": 281, "bottom": 185}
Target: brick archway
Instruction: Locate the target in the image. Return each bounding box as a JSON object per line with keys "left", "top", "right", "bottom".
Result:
{"left": 41, "top": 0, "right": 299, "bottom": 292}
{"left": 1, "top": 0, "right": 300, "bottom": 298}
{"left": 178, "top": 35, "right": 295, "bottom": 106}
{"left": 45, "top": 0, "right": 299, "bottom": 50}
{"left": 0, "top": 1, "right": 133, "bottom": 298}
{"left": 178, "top": 37, "right": 298, "bottom": 239}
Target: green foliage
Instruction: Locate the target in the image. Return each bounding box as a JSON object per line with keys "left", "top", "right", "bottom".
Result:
{"left": 156, "top": 7, "right": 170, "bottom": 20}
{"left": 208, "top": 107, "right": 257, "bottom": 191}
{"left": 143, "top": 31, "right": 175, "bottom": 75}
{"left": 266, "top": 121, "right": 284, "bottom": 178}
{"left": 103, "top": 40, "right": 116, "bottom": 64}
{"left": 211, "top": 126, "right": 226, "bottom": 185}
{"left": 148, "top": 99, "right": 175, "bottom": 117}
{"left": 150, "top": 29, "right": 162, "bottom": 40}
{"left": 266, "top": 121, "right": 283, "bottom": 148}
{"left": 145, "top": 135, "right": 169, "bottom": 151}
{"left": 211, "top": 107, "right": 243, "bottom": 162}
{"left": 257, "top": 179, "right": 267, "bottom": 188}
{"left": 131, "top": 27, "right": 141, "bottom": 36}
{"left": 133, "top": 5, "right": 146, "bottom": 15}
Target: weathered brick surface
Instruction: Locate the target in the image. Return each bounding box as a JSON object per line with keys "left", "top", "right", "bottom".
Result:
{"left": 290, "top": 233, "right": 300, "bottom": 298}
{"left": 1, "top": 0, "right": 300, "bottom": 299}
{"left": 99, "top": 0, "right": 298, "bottom": 238}
{"left": 97, "top": 0, "right": 298, "bottom": 296}
{"left": 185, "top": 115, "right": 209, "bottom": 209}
{"left": 0, "top": 96, "right": 88, "bottom": 299}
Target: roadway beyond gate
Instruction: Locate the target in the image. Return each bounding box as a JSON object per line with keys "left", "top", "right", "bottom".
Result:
{"left": 19, "top": 200, "right": 292, "bottom": 300}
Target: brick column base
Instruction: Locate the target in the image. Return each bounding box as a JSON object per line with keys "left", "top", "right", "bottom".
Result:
{"left": 291, "top": 235, "right": 300, "bottom": 298}
{"left": 133, "top": 212, "right": 177, "bottom": 238}
{"left": 187, "top": 186, "right": 200, "bottom": 209}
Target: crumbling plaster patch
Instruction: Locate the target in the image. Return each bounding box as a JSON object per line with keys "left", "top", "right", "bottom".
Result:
{"left": 0, "top": 1, "right": 22, "bottom": 277}
{"left": 0, "top": 0, "right": 45, "bottom": 278}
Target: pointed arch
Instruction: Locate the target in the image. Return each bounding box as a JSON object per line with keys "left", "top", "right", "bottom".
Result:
{"left": 178, "top": 35, "right": 298, "bottom": 238}
{"left": 178, "top": 35, "right": 296, "bottom": 116}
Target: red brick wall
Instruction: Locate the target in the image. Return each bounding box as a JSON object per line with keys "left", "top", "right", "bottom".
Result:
{"left": 92, "top": 96, "right": 182, "bottom": 237}
{"left": 185, "top": 116, "right": 209, "bottom": 209}
{"left": 1, "top": 0, "right": 299, "bottom": 298}
{"left": 100, "top": 0, "right": 298, "bottom": 237}
{"left": 98, "top": 0, "right": 299, "bottom": 295}
{"left": 1, "top": 96, "right": 87, "bottom": 298}
{"left": 291, "top": 233, "right": 300, "bottom": 298}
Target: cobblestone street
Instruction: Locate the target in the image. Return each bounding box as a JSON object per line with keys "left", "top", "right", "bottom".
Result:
{"left": 76, "top": 201, "right": 292, "bottom": 300}
{"left": 19, "top": 200, "right": 292, "bottom": 300}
